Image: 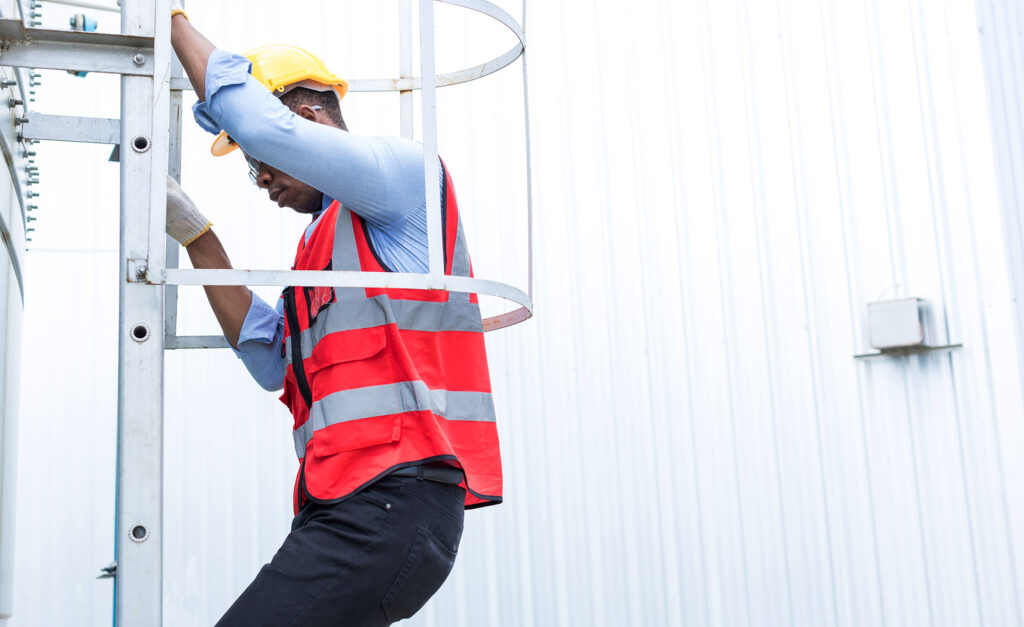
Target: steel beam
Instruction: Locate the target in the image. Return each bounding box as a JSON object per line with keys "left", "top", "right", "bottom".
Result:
{"left": 0, "top": 19, "right": 153, "bottom": 75}
{"left": 114, "top": 0, "right": 169, "bottom": 624}
{"left": 41, "top": 0, "right": 122, "bottom": 12}
{"left": 20, "top": 113, "right": 120, "bottom": 145}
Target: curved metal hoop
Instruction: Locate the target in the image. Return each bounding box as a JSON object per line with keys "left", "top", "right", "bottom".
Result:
{"left": 347, "top": 0, "right": 525, "bottom": 94}
{"left": 344, "top": 0, "right": 533, "bottom": 332}
{"left": 160, "top": 268, "right": 534, "bottom": 332}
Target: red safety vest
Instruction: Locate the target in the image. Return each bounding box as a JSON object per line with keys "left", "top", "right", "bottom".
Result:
{"left": 280, "top": 161, "right": 502, "bottom": 514}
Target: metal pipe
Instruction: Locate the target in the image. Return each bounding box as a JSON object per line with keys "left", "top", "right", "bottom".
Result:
{"left": 522, "top": 0, "right": 533, "bottom": 300}
{"left": 399, "top": 0, "right": 413, "bottom": 139}
{"left": 419, "top": 0, "right": 443, "bottom": 278}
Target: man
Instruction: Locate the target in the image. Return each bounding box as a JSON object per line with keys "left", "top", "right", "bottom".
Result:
{"left": 165, "top": 5, "right": 502, "bottom": 626}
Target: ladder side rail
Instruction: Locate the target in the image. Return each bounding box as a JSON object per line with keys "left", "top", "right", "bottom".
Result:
{"left": 115, "top": 0, "right": 169, "bottom": 625}
{"left": 165, "top": 47, "right": 184, "bottom": 341}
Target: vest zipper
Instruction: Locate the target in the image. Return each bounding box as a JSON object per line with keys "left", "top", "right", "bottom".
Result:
{"left": 283, "top": 286, "right": 313, "bottom": 408}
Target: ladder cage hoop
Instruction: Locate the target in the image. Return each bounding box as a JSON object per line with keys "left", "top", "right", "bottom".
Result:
{"left": 159, "top": 0, "right": 534, "bottom": 336}
{"left": 347, "top": 0, "right": 525, "bottom": 93}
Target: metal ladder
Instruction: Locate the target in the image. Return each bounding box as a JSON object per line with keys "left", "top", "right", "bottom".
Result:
{"left": 0, "top": 0, "right": 532, "bottom": 623}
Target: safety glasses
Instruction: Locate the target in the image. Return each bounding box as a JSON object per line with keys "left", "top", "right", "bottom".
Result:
{"left": 244, "top": 154, "right": 262, "bottom": 186}
{"left": 230, "top": 104, "right": 322, "bottom": 186}
{"left": 226, "top": 135, "right": 264, "bottom": 186}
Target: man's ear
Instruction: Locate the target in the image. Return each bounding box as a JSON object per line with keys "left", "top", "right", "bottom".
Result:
{"left": 296, "top": 104, "right": 320, "bottom": 122}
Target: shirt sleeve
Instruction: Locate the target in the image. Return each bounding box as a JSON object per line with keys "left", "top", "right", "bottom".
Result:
{"left": 231, "top": 292, "right": 285, "bottom": 392}
{"left": 192, "top": 49, "right": 427, "bottom": 230}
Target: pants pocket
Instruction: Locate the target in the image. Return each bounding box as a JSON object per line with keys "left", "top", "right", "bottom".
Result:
{"left": 381, "top": 526, "right": 458, "bottom": 623}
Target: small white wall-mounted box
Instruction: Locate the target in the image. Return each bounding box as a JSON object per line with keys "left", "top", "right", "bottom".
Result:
{"left": 868, "top": 298, "right": 925, "bottom": 350}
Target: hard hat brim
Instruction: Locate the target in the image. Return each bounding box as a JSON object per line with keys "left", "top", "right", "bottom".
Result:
{"left": 211, "top": 131, "right": 238, "bottom": 157}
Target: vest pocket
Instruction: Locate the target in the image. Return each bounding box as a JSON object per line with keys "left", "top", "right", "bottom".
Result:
{"left": 311, "top": 414, "right": 401, "bottom": 457}
{"left": 305, "top": 325, "right": 387, "bottom": 375}
{"left": 307, "top": 325, "right": 401, "bottom": 457}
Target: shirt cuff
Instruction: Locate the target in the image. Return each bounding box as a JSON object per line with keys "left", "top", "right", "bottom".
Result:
{"left": 192, "top": 49, "right": 253, "bottom": 135}
{"left": 232, "top": 293, "right": 282, "bottom": 356}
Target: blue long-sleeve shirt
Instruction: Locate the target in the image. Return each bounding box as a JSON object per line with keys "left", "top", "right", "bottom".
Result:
{"left": 193, "top": 50, "right": 436, "bottom": 391}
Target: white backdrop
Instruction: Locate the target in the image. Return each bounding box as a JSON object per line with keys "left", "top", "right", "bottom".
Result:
{"left": 6, "top": 0, "right": 1024, "bottom": 625}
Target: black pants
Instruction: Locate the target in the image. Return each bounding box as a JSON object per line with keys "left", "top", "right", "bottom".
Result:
{"left": 216, "top": 473, "right": 466, "bottom": 626}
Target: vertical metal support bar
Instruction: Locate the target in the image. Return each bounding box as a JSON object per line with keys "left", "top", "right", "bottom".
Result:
{"left": 521, "top": 0, "right": 533, "bottom": 299}
{"left": 419, "top": 0, "right": 443, "bottom": 278}
{"left": 166, "top": 48, "right": 184, "bottom": 339}
{"left": 147, "top": 13, "right": 171, "bottom": 277}
{"left": 399, "top": 0, "right": 414, "bottom": 139}
{"left": 116, "top": 0, "right": 169, "bottom": 624}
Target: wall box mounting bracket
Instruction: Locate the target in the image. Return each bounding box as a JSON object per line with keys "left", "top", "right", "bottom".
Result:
{"left": 854, "top": 343, "right": 963, "bottom": 360}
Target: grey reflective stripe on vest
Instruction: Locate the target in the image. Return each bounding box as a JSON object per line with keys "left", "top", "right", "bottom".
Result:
{"left": 448, "top": 218, "right": 471, "bottom": 303}
{"left": 292, "top": 382, "right": 495, "bottom": 458}
{"left": 294, "top": 419, "right": 315, "bottom": 458}
{"left": 283, "top": 296, "right": 485, "bottom": 366}
{"left": 331, "top": 205, "right": 365, "bottom": 302}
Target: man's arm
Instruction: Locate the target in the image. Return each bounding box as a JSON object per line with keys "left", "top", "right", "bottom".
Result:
{"left": 183, "top": 230, "right": 251, "bottom": 349}
{"left": 166, "top": 14, "right": 286, "bottom": 388}
{"left": 167, "top": 14, "right": 254, "bottom": 350}
{"left": 170, "top": 13, "right": 214, "bottom": 101}
{"left": 167, "top": 176, "right": 251, "bottom": 349}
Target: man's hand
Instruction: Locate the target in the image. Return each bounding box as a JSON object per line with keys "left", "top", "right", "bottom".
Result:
{"left": 167, "top": 176, "right": 212, "bottom": 247}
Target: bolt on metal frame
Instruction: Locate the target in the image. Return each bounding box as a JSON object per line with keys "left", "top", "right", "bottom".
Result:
{"left": 0, "top": 0, "right": 532, "bottom": 623}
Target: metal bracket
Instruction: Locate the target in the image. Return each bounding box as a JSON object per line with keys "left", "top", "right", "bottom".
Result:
{"left": 854, "top": 343, "right": 963, "bottom": 360}
{"left": 127, "top": 258, "right": 148, "bottom": 283}
{"left": 20, "top": 112, "right": 120, "bottom": 144}
{"left": 0, "top": 19, "right": 154, "bottom": 75}
{"left": 165, "top": 335, "right": 230, "bottom": 350}
{"left": 97, "top": 561, "right": 116, "bottom": 580}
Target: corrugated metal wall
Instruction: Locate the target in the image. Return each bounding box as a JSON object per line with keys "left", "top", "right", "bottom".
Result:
{"left": 976, "top": 0, "right": 1024, "bottom": 433}
{"left": 8, "top": 0, "right": 1024, "bottom": 625}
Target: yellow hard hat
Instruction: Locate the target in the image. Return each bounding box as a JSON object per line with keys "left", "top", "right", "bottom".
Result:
{"left": 211, "top": 44, "right": 348, "bottom": 157}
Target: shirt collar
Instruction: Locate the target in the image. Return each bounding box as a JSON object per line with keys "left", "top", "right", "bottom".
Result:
{"left": 309, "top": 194, "right": 333, "bottom": 221}
{"left": 311, "top": 194, "right": 334, "bottom": 221}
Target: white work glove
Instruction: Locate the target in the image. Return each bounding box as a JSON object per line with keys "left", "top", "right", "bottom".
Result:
{"left": 166, "top": 176, "right": 211, "bottom": 246}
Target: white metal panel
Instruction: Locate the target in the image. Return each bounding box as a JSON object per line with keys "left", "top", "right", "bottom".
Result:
{"left": 8, "top": 0, "right": 1024, "bottom": 626}
{"left": 0, "top": 0, "right": 27, "bottom": 621}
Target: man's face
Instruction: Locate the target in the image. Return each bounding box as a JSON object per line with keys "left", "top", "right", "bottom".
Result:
{"left": 246, "top": 154, "right": 323, "bottom": 215}
{"left": 242, "top": 101, "right": 336, "bottom": 214}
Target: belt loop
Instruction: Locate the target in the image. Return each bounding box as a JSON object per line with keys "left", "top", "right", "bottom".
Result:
{"left": 416, "top": 464, "right": 425, "bottom": 481}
